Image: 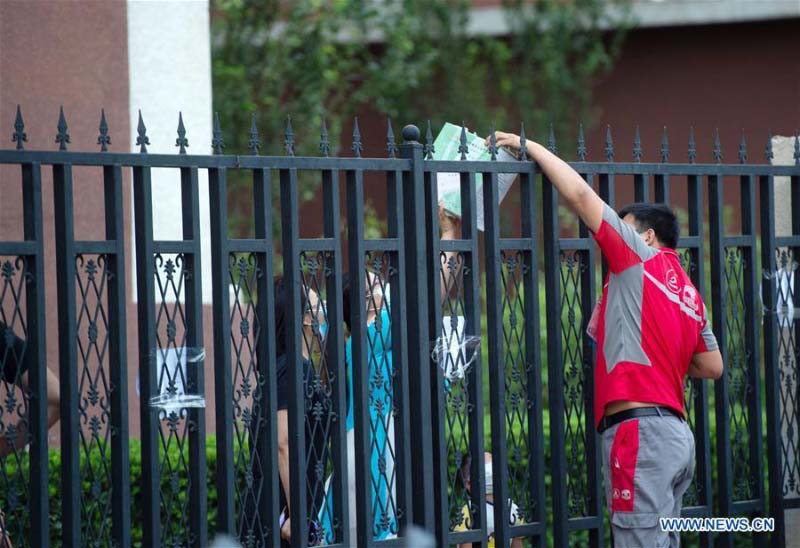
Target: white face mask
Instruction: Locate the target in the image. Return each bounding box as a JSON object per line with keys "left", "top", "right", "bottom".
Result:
{"left": 484, "top": 462, "right": 493, "bottom": 496}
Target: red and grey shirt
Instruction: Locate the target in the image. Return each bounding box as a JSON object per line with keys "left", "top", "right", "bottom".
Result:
{"left": 591, "top": 204, "right": 718, "bottom": 428}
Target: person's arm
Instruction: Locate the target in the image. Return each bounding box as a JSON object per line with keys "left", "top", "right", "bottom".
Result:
{"left": 688, "top": 350, "right": 723, "bottom": 380}
{"left": 688, "top": 302, "right": 723, "bottom": 379}
{"left": 439, "top": 204, "right": 462, "bottom": 304}
{"left": 491, "top": 131, "right": 604, "bottom": 232}
{"left": 0, "top": 368, "right": 60, "bottom": 458}
{"left": 276, "top": 409, "right": 292, "bottom": 541}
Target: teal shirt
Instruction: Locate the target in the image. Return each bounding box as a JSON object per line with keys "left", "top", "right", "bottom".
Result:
{"left": 321, "top": 307, "right": 397, "bottom": 542}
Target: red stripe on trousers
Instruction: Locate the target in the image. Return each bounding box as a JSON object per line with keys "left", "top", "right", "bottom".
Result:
{"left": 610, "top": 419, "right": 639, "bottom": 513}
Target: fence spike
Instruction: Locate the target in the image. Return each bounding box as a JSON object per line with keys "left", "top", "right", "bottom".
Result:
{"left": 633, "top": 125, "right": 642, "bottom": 163}
{"left": 688, "top": 126, "right": 696, "bottom": 164}
{"left": 56, "top": 105, "right": 70, "bottom": 151}
{"left": 660, "top": 126, "right": 670, "bottom": 163}
{"left": 352, "top": 116, "right": 363, "bottom": 158}
{"left": 212, "top": 112, "right": 225, "bottom": 155}
{"left": 318, "top": 115, "right": 330, "bottom": 157}
{"left": 547, "top": 123, "right": 557, "bottom": 154}
{"left": 176, "top": 112, "right": 188, "bottom": 155}
{"left": 765, "top": 130, "right": 773, "bottom": 163}
{"left": 249, "top": 113, "right": 261, "bottom": 155}
{"left": 577, "top": 123, "right": 586, "bottom": 161}
{"left": 738, "top": 130, "right": 747, "bottom": 164}
{"left": 424, "top": 120, "right": 435, "bottom": 159}
{"left": 458, "top": 122, "right": 469, "bottom": 161}
{"left": 387, "top": 116, "right": 397, "bottom": 158}
{"left": 13, "top": 105, "right": 27, "bottom": 150}
{"left": 518, "top": 122, "right": 527, "bottom": 161}
{"left": 713, "top": 128, "right": 722, "bottom": 164}
{"left": 136, "top": 110, "right": 149, "bottom": 153}
{"left": 284, "top": 115, "right": 295, "bottom": 157}
{"left": 97, "top": 108, "right": 111, "bottom": 152}
{"left": 604, "top": 125, "right": 614, "bottom": 162}
{"left": 488, "top": 121, "right": 497, "bottom": 161}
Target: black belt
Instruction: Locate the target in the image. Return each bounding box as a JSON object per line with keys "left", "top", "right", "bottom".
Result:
{"left": 597, "top": 406, "right": 684, "bottom": 434}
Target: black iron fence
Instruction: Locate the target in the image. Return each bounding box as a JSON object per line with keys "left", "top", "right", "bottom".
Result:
{"left": 0, "top": 107, "right": 799, "bottom": 547}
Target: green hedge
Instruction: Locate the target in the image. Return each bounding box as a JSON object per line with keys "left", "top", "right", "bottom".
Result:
{"left": 1, "top": 437, "right": 230, "bottom": 546}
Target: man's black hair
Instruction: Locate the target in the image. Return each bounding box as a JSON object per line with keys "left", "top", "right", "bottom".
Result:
{"left": 618, "top": 202, "right": 680, "bottom": 249}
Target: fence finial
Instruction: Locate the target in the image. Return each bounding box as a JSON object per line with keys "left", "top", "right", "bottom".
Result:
{"left": 212, "top": 112, "right": 225, "bottom": 155}
{"left": 284, "top": 115, "right": 295, "bottom": 156}
{"left": 660, "top": 126, "right": 670, "bottom": 163}
{"left": 13, "top": 105, "right": 27, "bottom": 150}
{"left": 547, "top": 123, "right": 557, "bottom": 154}
{"left": 424, "top": 120, "right": 434, "bottom": 159}
{"left": 136, "top": 110, "right": 149, "bottom": 153}
{"left": 577, "top": 123, "right": 586, "bottom": 161}
{"left": 318, "top": 115, "right": 330, "bottom": 157}
{"left": 352, "top": 116, "right": 363, "bottom": 158}
{"left": 488, "top": 121, "right": 497, "bottom": 160}
{"left": 518, "top": 122, "right": 527, "bottom": 161}
{"left": 688, "top": 126, "right": 696, "bottom": 164}
{"left": 633, "top": 125, "right": 642, "bottom": 163}
{"left": 604, "top": 125, "right": 614, "bottom": 162}
{"left": 249, "top": 113, "right": 261, "bottom": 155}
{"left": 403, "top": 124, "right": 421, "bottom": 145}
{"left": 97, "top": 109, "right": 111, "bottom": 152}
{"left": 738, "top": 130, "right": 747, "bottom": 164}
{"left": 176, "top": 112, "right": 188, "bottom": 155}
{"left": 458, "top": 122, "right": 468, "bottom": 161}
{"left": 387, "top": 117, "right": 398, "bottom": 158}
{"left": 56, "top": 105, "right": 70, "bottom": 151}
{"left": 713, "top": 128, "right": 722, "bottom": 164}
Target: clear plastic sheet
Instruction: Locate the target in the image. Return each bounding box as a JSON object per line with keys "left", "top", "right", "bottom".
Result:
{"left": 148, "top": 347, "right": 206, "bottom": 412}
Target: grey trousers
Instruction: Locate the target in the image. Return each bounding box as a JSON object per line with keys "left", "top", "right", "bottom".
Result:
{"left": 601, "top": 414, "right": 695, "bottom": 547}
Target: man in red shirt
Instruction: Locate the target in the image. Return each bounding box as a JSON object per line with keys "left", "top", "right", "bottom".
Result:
{"left": 490, "top": 130, "right": 723, "bottom": 546}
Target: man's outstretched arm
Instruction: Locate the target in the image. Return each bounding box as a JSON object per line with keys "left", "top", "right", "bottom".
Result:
{"left": 490, "top": 131, "right": 604, "bottom": 232}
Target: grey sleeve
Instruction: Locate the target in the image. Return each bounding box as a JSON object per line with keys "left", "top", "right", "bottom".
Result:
{"left": 600, "top": 204, "right": 659, "bottom": 263}
{"left": 698, "top": 304, "right": 719, "bottom": 352}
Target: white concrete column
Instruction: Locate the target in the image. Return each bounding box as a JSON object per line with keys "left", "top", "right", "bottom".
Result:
{"left": 127, "top": 0, "right": 213, "bottom": 304}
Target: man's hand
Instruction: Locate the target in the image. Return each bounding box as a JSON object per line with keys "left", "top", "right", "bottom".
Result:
{"left": 488, "top": 131, "right": 526, "bottom": 156}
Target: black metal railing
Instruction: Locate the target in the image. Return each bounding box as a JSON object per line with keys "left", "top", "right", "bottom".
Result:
{"left": 0, "top": 107, "right": 799, "bottom": 547}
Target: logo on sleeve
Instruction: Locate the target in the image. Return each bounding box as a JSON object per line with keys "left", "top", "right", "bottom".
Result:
{"left": 682, "top": 285, "right": 699, "bottom": 313}
{"left": 665, "top": 268, "right": 680, "bottom": 294}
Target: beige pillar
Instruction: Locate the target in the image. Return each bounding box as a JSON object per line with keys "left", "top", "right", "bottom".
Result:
{"left": 772, "top": 136, "right": 800, "bottom": 540}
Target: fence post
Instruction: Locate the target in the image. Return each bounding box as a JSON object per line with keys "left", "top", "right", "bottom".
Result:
{"left": 542, "top": 172, "right": 569, "bottom": 547}
{"left": 104, "top": 164, "right": 132, "bottom": 548}
{"left": 133, "top": 164, "right": 161, "bottom": 546}
{"left": 760, "top": 171, "right": 785, "bottom": 547}
{"left": 209, "top": 165, "right": 236, "bottom": 535}
{"left": 23, "top": 162, "right": 50, "bottom": 548}
{"left": 181, "top": 166, "right": 208, "bottom": 548}
{"left": 398, "top": 125, "right": 436, "bottom": 535}
{"left": 53, "top": 161, "right": 80, "bottom": 547}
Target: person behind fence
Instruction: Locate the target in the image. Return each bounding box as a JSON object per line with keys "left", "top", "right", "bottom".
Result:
{"left": 454, "top": 452, "right": 524, "bottom": 548}
{"left": 489, "top": 131, "right": 723, "bottom": 546}
{"left": 0, "top": 321, "right": 61, "bottom": 548}
{"left": 319, "top": 271, "right": 396, "bottom": 544}
{"left": 271, "top": 277, "right": 328, "bottom": 545}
